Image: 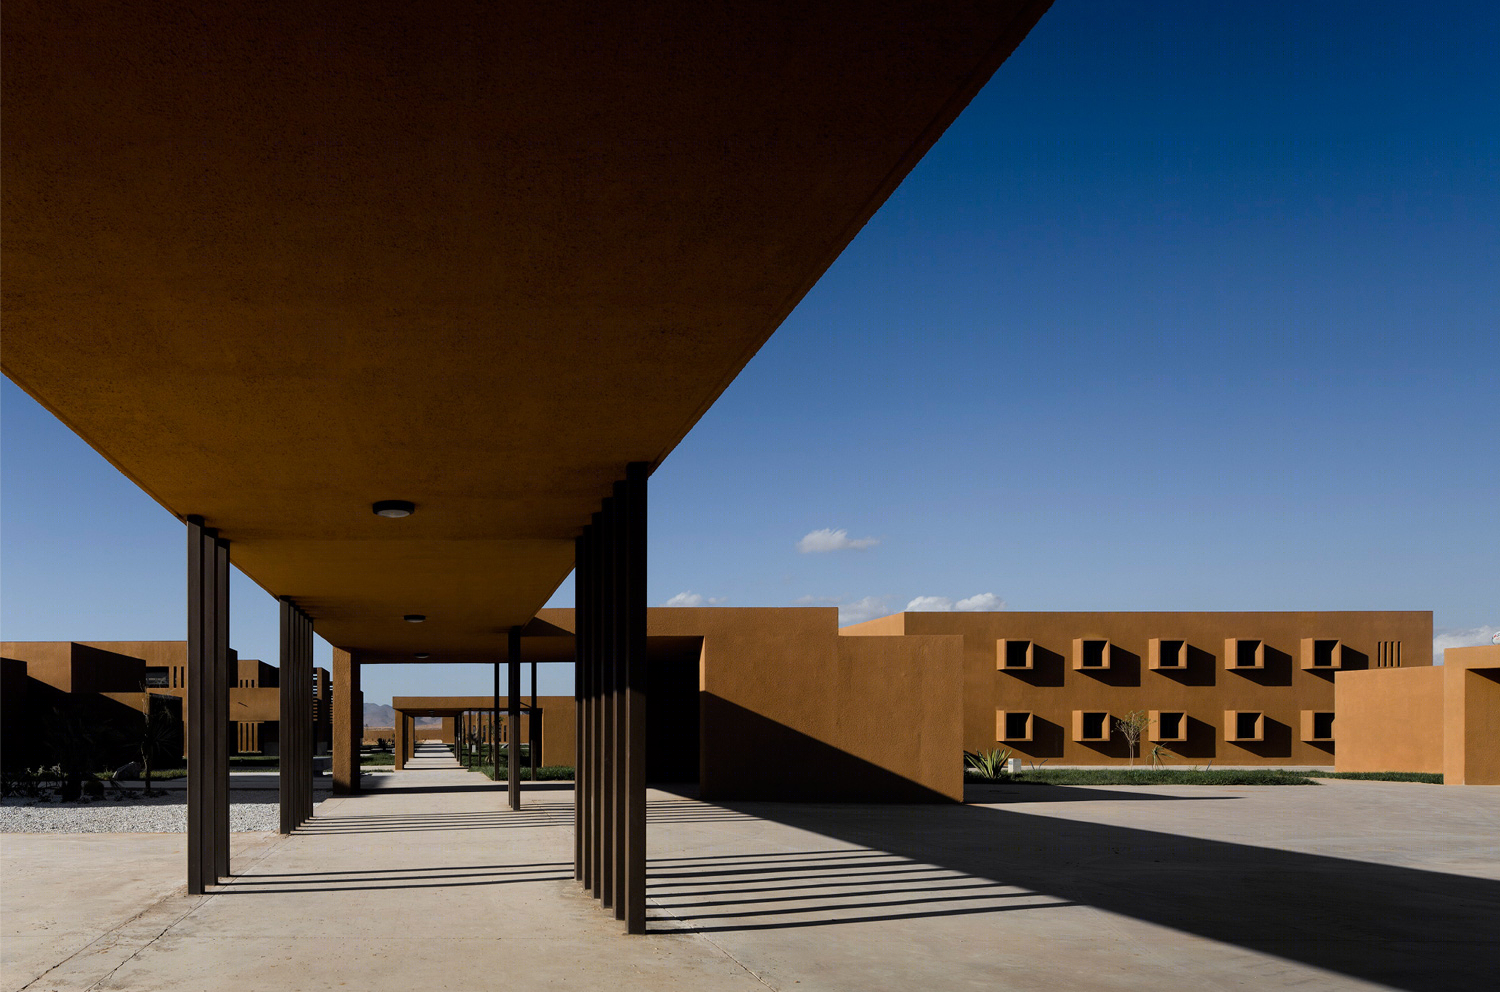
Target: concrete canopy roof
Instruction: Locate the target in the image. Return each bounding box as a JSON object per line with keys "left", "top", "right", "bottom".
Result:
{"left": 2, "top": 1, "right": 1050, "bottom": 663}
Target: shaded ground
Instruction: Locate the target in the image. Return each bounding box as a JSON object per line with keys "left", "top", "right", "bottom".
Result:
{"left": 4, "top": 742, "right": 1495, "bottom": 992}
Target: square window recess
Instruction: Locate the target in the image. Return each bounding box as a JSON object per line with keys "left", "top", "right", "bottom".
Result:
{"left": 1301, "top": 710, "right": 1335, "bottom": 741}
{"left": 1072, "top": 638, "right": 1111, "bottom": 670}
{"left": 1301, "top": 638, "right": 1343, "bottom": 670}
{"left": 1150, "top": 710, "right": 1187, "bottom": 742}
{"left": 1073, "top": 710, "right": 1110, "bottom": 742}
{"left": 1225, "top": 710, "right": 1265, "bottom": 742}
{"left": 998, "top": 710, "right": 1034, "bottom": 742}
{"left": 1224, "top": 638, "right": 1266, "bottom": 670}
{"left": 997, "top": 639, "right": 1034, "bottom": 671}
{"left": 1149, "top": 638, "right": 1187, "bottom": 670}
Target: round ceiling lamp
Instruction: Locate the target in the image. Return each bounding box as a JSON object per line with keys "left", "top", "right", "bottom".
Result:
{"left": 372, "top": 500, "right": 415, "bottom": 518}
{"left": 414, "top": 652, "right": 430, "bottom": 660}
{"left": 404, "top": 614, "right": 426, "bottom": 623}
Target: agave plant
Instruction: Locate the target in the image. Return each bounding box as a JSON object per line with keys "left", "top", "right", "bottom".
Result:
{"left": 964, "top": 747, "right": 1013, "bottom": 781}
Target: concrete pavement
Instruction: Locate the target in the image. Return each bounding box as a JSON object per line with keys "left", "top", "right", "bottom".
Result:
{"left": 4, "top": 743, "right": 1496, "bottom": 991}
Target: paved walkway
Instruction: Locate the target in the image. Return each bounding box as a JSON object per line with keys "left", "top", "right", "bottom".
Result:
{"left": 4, "top": 750, "right": 1496, "bottom": 991}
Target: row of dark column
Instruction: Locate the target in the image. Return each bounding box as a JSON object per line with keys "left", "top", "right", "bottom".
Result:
{"left": 187, "top": 516, "right": 318, "bottom": 894}
{"left": 278, "top": 598, "right": 315, "bottom": 832}
{"left": 574, "top": 462, "right": 648, "bottom": 933}
{"left": 187, "top": 516, "right": 230, "bottom": 895}
{"left": 508, "top": 627, "right": 522, "bottom": 810}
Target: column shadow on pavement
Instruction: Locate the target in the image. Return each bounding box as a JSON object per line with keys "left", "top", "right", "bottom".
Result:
{"left": 644, "top": 792, "right": 1499, "bottom": 992}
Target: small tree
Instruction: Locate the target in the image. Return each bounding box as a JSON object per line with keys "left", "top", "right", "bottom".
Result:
{"left": 1116, "top": 710, "right": 1148, "bottom": 765}
{"left": 139, "top": 692, "right": 178, "bottom": 794}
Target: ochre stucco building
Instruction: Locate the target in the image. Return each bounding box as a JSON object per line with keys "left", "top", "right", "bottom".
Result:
{"left": 12, "top": 611, "right": 1485, "bottom": 793}
{"left": 1335, "top": 644, "right": 1499, "bottom": 784}
{"left": 0, "top": 641, "right": 331, "bottom": 762}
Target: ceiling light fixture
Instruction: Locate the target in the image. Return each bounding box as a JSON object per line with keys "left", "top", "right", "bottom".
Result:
{"left": 372, "top": 500, "right": 415, "bottom": 518}
{"left": 414, "top": 652, "right": 430, "bottom": 660}
{"left": 404, "top": 614, "right": 426, "bottom": 623}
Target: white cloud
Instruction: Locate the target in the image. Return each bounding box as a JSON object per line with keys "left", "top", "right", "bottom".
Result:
{"left": 661, "top": 592, "right": 727, "bottom": 608}
{"left": 838, "top": 596, "right": 892, "bottom": 627}
{"left": 904, "top": 593, "right": 1007, "bottom": 613}
{"left": 955, "top": 593, "right": 1007, "bottom": 611}
{"left": 796, "top": 528, "right": 879, "bottom": 554}
{"left": 1433, "top": 625, "right": 1499, "bottom": 664}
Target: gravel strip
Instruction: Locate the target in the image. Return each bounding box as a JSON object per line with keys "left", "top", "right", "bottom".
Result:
{"left": 1, "top": 792, "right": 323, "bottom": 833}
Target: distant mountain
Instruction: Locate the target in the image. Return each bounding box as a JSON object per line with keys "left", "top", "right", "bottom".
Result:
{"left": 363, "top": 702, "right": 441, "bottom": 728}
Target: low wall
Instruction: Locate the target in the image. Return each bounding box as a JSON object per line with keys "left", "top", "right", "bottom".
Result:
{"left": 1335, "top": 667, "right": 1444, "bottom": 774}
{"left": 655, "top": 609, "right": 965, "bottom": 802}
{"left": 1443, "top": 646, "right": 1500, "bottom": 785}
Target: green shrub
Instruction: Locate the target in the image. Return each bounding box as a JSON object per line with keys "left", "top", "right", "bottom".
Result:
{"left": 473, "top": 764, "right": 574, "bottom": 782}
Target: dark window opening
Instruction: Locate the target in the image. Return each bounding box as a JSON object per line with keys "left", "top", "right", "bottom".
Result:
{"left": 1158, "top": 712, "right": 1184, "bottom": 739}
{"left": 1080, "top": 711, "right": 1107, "bottom": 739}
{"left": 1236, "top": 712, "right": 1261, "bottom": 739}
{"left": 144, "top": 667, "right": 170, "bottom": 688}
{"left": 1312, "top": 712, "right": 1335, "bottom": 739}
{"left": 1080, "top": 640, "right": 1107, "bottom": 668}
{"left": 1004, "top": 712, "right": 1031, "bottom": 740}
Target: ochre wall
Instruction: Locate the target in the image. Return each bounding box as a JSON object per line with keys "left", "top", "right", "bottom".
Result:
{"left": 1444, "top": 646, "right": 1500, "bottom": 785}
{"left": 1335, "top": 667, "right": 1444, "bottom": 774}
{"left": 641, "top": 608, "right": 965, "bottom": 802}
{"left": 887, "top": 612, "right": 1431, "bottom": 767}
{"left": 2, "top": 642, "right": 147, "bottom": 694}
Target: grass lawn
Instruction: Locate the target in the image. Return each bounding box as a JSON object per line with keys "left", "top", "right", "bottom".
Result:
{"left": 969, "top": 768, "right": 1317, "bottom": 786}
{"left": 967, "top": 768, "right": 1446, "bottom": 786}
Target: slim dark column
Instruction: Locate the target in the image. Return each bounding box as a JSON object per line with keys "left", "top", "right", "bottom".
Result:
{"left": 574, "top": 533, "right": 587, "bottom": 883}
{"left": 186, "top": 517, "right": 210, "bottom": 894}
{"left": 530, "top": 659, "right": 539, "bottom": 781}
{"left": 598, "top": 500, "right": 615, "bottom": 909}
{"left": 213, "top": 536, "right": 230, "bottom": 879}
{"left": 579, "top": 528, "right": 594, "bottom": 889}
{"left": 296, "top": 611, "right": 304, "bottom": 823}
{"left": 508, "top": 626, "right": 522, "bottom": 810}
{"left": 621, "top": 462, "right": 648, "bottom": 933}
{"left": 294, "top": 606, "right": 304, "bottom": 825}
{"left": 493, "top": 660, "right": 501, "bottom": 785}
{"left": 610, "top": 483, "right": 628, "bottom": 919}
{"left": 299, "top": 609, "right": 313, "bottom": 825}
{"left": 278, "top": 599, "right": 295, "bottom": 833}
{"left": 590, "top": 513, "right": 605, "bottom": 900}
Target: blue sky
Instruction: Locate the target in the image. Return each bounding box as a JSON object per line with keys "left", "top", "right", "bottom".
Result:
{"left": 4, "top": 2, "right": 1496, "bottom": 704}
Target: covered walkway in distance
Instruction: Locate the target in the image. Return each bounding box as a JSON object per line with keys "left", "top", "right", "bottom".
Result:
{"left": 399, "top": 740, "right": 466, "bottom": 773}
{"left": 4, "top": 0, "right": 1055, "bottom": 933}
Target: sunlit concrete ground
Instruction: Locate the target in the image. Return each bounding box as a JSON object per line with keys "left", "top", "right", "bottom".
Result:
{"left": 4, "top": 742, "right": 1496, "bottom": 992}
